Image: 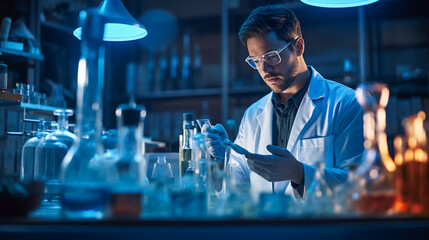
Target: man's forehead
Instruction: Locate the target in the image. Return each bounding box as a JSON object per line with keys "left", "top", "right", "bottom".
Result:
{"left": 246, "top": 32, "right": 284, "bottom": 55}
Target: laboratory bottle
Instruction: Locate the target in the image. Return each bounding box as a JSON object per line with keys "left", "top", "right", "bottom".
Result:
{"left": 354, "top": 83, "right": 397, "bottom": 215}
{"left": 305, "top": 161, "right": 334, "bottom": 216}
{"left": 109, "top": 101, "right": 148, "bottom": 218}
{"left": 0, "top": 61, "right": 7, "bottom": 92}
{"left": 181, "top": 113, "right": 196, "bottom": 176}
{"left": 34, "top": 110, "right": 76, "bottom": 204}
{"left": 60, "top": 9, "right": 110, "bottom": 219}
{"left": 395, "top": 112, "right": 428, "bottom": 215}
{"left": 20, "top": 121, "right": 49, "bottom": 183}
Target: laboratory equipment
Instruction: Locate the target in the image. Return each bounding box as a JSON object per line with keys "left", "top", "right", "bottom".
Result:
{"left": 394, "top": 112, "right": 428, "bottom": 214}
{"left": 60, "top": 9, "right": 110, "bottom": 219}
{"left": 305, "top": 161, "right": 334, "bottom": 216}
{"left": 181, "top": 113, "right": 196, "bottom": 176}
{"left": 109, "top": 101, "right": 147, "bottom": 218}
{"left": 196, "top": 118, "right": 211, "bottom": 133}
{"left": 34, "top": 109, "right": 76, "bottom": 204}
{"left": 0, "top": 61, "right": 7, "bottom": 92}
{"left": 20, "top": 121, "right": 49, "bottom": 183}
{"left": 151, "top": 155, "right": 174, "bottom": 185}
{"left": 353, "top": 83, "right": 397, "bottom": 215}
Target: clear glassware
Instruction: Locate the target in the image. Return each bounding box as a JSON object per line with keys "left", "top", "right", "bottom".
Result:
{"left": 60, "top": 9, "right": 110, "bottom": 219}
{"left": 151, "top": 155, "right": 174, "bottom": 186}
{"left": 353, "top": 83, "right": 397, "bottom": 215}
{"left": 20, "top": 121, "right": 49, "bottom": 183}
{"left": 109, "top": 101, "right": 148, "bottom": 218}
{"left": 333, "top": 165, "right": 360, "bottom": 215}
{"left": 0, "top": 61, "right": 7, "bottom": 92}
{"left": 34, "top": 110, "right": 76, "bottom": 205}
{"left": 305, "top": 161, "right": 334, "bottom": 216}
{"left": 38, "top": 93, "right": 46, "bottom": 105}
{"left": 395, "top": 112, "right": 428, "bottom": 215}
{"left": 181, "top": 113, "right": 196, "bottom": 176}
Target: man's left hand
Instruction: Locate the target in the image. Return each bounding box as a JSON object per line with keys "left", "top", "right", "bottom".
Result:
{"left": 245, "top": 145, "right": 304, "bottom": 184}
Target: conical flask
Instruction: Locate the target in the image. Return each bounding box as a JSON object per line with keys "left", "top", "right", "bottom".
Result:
{"left": 60, "top": 8, "right": 110, "bottom": 219}
{"left": 151, "top": 155, "right": 174, "bottom": 185}
{"left": 305, "top": 161, "right": 333, "bottom": 216}
{"left": 353, "top": 83, "right": 397, "bottom": 215}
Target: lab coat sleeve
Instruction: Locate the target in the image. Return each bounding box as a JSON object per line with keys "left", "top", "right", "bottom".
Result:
{"left": 296, "top": 95, "right": 364, "bottom": 199}
{"left": 230, "top": 110, "right": 251, "bottom": 184}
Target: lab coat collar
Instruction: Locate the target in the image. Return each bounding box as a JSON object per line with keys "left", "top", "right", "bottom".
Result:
{"left": 254, "top": 66, "right": 327, "bottom": 153}
{"left": 307, "top": 66, "right": 326, "bottom": 101}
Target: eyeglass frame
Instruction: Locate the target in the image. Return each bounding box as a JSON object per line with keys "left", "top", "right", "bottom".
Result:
{"left": 245, "top": 36, "right": 300, "bottom": 70}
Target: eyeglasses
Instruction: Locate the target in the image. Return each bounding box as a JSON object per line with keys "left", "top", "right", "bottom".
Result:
{"left": 245, "top": 36, "right": 299, "bottom": 70}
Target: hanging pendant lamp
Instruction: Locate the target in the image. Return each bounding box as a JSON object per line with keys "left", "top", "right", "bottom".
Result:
{"left": 73, "top": 0, "right": 148, "bottom": 41}
{"left": 300, "top": 0, "right": 379, "bottom": 8}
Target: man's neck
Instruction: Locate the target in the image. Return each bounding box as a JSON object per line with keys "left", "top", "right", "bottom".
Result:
{"left": 277, "top": 69, "right": 310, "bottom": 103}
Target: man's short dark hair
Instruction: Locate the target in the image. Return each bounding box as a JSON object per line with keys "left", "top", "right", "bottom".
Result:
{"left": 238, "top": 5, "right": 302, "bottom": 47}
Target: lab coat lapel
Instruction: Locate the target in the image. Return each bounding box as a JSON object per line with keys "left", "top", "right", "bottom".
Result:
{"left": 287, "top": 66, "right": 326, "bottom": 152}
{"left": 256, "top": 92, "right": 273, "bottom": 153}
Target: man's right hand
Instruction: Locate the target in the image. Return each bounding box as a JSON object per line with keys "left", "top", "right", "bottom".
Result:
{"left": 205, "top": 124, "right": 229, "bottom": 159}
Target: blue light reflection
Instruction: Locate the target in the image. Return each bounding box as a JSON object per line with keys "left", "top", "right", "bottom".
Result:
{"left": 300, "top": 0, "right": 379, "bottom": 8}
{"left": 73, "top": 23, "right": 148, "bottom": 42}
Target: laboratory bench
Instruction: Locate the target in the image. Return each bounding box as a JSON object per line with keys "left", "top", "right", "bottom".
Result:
{"left": 1, "top": 213, "right": 429, "bottom": 240}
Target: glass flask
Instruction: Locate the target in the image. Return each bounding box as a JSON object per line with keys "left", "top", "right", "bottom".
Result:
{"left": 60, "top": 9, "right": 110, "bottom": 219}
{"left": 354, "top": 83, "right": 397, "bottom": 215}
{"left": 109, "top": 101, "right": 148, "bottom": 218}
{"left": 305, "top": 161, "right": 334, "bottom": 216}
{"left": 20, "top": 121, "right": 49, "bottom": 183}
{"left": 333, "top": 165, "right": 360, "bottom": 215}
{"left": 151, "top": 155, "right": 174, "bottom": 186}
{"left": 34, "top": 110, "right": 77, "bottom": 205}
{"left": 181, "top": 113, "right": 196, "bottom": 176}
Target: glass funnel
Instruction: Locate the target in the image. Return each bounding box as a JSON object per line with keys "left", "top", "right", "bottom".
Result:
{"left": 354, "top": 83, "right": 397, "bottom": 215}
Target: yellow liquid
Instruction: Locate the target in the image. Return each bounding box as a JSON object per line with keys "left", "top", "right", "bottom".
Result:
{"left": 181, "top": 148, "right": 192, "bottom": 176}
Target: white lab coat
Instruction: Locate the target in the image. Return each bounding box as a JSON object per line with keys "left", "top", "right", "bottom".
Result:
{"left": 230, "top": 66, "right": 364, "bottom": 200}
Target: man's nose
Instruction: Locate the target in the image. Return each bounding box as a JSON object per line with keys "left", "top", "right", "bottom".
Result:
{"left": 261, "top": 61, "right": 274, "bottom": 72}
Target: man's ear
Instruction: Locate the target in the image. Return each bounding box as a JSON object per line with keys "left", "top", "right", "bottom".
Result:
{"left": 295, "top": 37, "right": 305, "bottom": 57}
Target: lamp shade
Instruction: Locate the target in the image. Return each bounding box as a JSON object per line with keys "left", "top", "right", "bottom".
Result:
{"left": 300, "top": 0, "right": 378, "bottom": 8}
{"left": 73, "top": 0, "right": 148, "bottom": 41}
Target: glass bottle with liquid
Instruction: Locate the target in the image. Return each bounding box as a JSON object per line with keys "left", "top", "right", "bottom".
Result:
{"left": 181, "top": 113, "right": 196, "bottom": 176}
{"left": 34, "top": 110, "right": 76, "bottom": 205}
{"left": 20, "top": 121, "right": 49, "bottom": 183}
{"left": 60, "top": 9, "right": 110, "bottom": 219}
{"left": 109, "top": 101, "right": 148, "bottom": 218}
{"left": 354, "top": 83, "right": 397, "bottom": 215}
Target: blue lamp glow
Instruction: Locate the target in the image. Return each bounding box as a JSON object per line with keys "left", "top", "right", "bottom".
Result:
{"left": 300, "top": 0, "right": 379, "bottom": 8}
{"left": 73, "top": 0, "right": 147, "bottom": 41}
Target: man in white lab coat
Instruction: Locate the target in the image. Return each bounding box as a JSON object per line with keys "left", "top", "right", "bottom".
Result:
{"left": 206, "top": 5, "right": 364, "bottom": 199}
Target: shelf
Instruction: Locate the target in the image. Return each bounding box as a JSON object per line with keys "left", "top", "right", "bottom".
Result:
{"left": 0, "top": 47, "right": 44, "bottom": 61}
{"left": 0, "top": 99, "right": 71, "bottom": 113}
{"left": 136, "top": 86, "right": 271, "bottom": 100}
{"left": 139, "top": 88, "right": 222, "bottom": 99}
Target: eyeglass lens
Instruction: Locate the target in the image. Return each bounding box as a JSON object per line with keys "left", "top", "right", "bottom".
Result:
{"left": 248, "top": 52, "right": 281, "bottom": 69}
